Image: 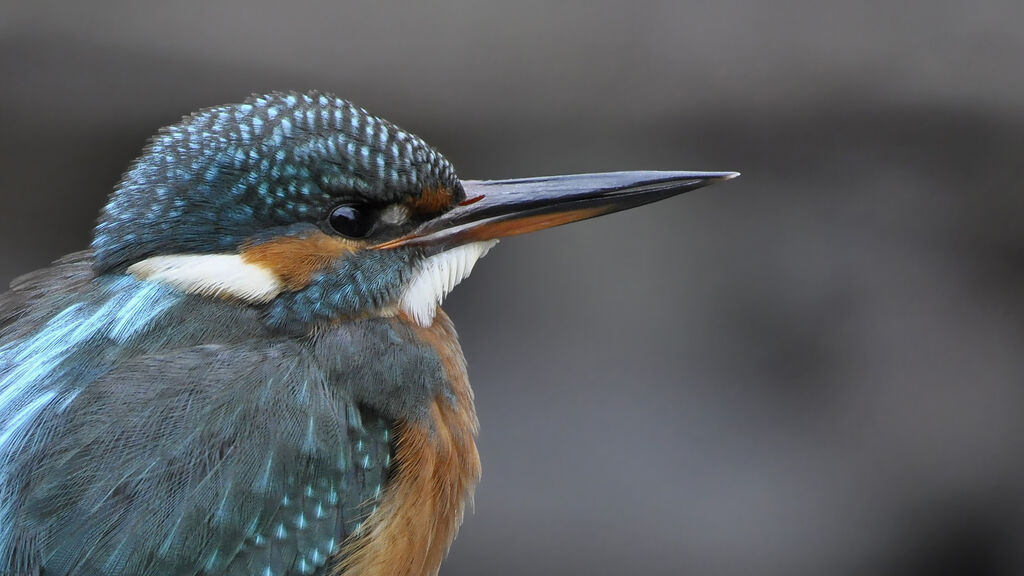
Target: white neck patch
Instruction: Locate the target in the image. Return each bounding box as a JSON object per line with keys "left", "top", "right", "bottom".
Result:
{"left": 126, "top": 254, "right": 284, "bottom": 303}
{"left": 127, "top": 242, "right": 497, "bottom": 324}
{"left": 400, "top": 240, "right": 498, "bottom": 327}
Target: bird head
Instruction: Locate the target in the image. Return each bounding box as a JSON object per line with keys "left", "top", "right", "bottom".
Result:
{"left": 92, "top": 91, "right": 736, "bottom": 330}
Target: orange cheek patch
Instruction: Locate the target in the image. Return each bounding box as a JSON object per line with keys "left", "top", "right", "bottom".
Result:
{"left": 241, "top": 232, "right": 358, "bottom": 291}
{"left": 404, "top": 186, "right": 455, "bottom": 218}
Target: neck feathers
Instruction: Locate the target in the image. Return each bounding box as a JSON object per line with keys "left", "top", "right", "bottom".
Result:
{"left": 125, "top": 238, "right": 496, "bottom": 330}
{"left": 334, "top": 311, "right": 480, "bottom": 576}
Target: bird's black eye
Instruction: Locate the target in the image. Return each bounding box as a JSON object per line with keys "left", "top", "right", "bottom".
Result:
{"left": 328, "top": 204, "right": 377, "bottom": 238}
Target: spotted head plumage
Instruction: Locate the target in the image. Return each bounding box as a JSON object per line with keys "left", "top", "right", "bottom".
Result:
{"left": 94, "top": 91, "right": 462, "bottom": 273}
{"left": 89, "top": 91, "right": 485, "bottom": 330}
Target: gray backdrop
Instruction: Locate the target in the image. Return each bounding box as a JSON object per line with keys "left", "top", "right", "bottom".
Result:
{"left": 2, "top": 2, "right": 1023, "bottom": 575}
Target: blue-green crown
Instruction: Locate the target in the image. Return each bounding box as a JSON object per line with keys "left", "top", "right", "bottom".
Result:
{"left": 92, "top": 91, "right": 460, "bottom": 272}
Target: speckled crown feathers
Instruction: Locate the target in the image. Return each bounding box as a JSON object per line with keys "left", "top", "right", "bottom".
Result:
{"left": 91, "top": 91, "right": 461, "bottom": 272}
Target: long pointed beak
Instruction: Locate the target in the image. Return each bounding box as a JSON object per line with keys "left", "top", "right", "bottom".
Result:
{"left": 375, "top": 170, "right": 739, "bottom": 249}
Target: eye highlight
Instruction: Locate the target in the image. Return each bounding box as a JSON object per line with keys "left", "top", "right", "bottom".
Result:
{"left": 328, "top": 204, "right": 377, "bottom": 238}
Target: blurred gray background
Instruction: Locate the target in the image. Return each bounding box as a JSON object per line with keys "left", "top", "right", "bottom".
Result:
{"left": 2, "top": 1, "right": 1023, "bottom": 574}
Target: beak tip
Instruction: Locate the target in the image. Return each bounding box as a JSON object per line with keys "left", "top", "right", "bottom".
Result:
{"left": 708, "top": 171, "right": 740, "bottom": 181}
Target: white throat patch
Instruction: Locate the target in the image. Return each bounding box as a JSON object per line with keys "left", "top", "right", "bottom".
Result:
{"left": 126, "top": 242, "right": 497, "bottom": 324}
{"left": 400, "top": 240, "right": 498, "bottom": 327}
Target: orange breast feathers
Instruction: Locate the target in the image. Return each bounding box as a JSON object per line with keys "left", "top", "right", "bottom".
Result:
{"left": 335, "top": 310, "right": 481, "bottom": 576}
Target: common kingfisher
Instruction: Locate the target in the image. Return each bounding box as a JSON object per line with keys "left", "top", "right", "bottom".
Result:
{"left": 0, "top": 91, "right": 736, "bottom": 576}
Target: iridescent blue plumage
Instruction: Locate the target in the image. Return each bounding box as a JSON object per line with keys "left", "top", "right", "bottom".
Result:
{"left": 0, "top": 256, "right": 419, "bottom": 575}
{"left": 93, "top": 92, "right": 460, "bottom": 273}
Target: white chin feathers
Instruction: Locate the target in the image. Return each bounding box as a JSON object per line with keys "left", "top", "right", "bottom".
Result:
{"left": 400, "top": 240, "right": 498, "bottom": 327}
